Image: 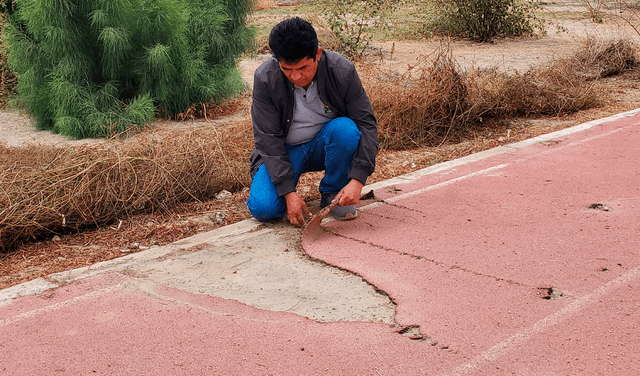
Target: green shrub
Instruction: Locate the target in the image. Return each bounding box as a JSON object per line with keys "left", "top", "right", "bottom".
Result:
{"left": 2, "top": 0, "right": 253, "bottom": 138}
{"left": 0, "top": 12, "right": 17, "bottom": 107}
{"left": 434, "top": 0, "right": 543, "bottom": 42}
{"left": 319, "top": 0, "right": 395, "bottom": 59}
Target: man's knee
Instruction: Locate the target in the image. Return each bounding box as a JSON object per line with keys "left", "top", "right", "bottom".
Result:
{"left": 246, "top": 163, "right": 286, "bottom": 222}
{"left": 247, "top": 198, "right": 285, "bottom": 222}
{"left": 325, "top": 117, "right": 361, "bottom": 150}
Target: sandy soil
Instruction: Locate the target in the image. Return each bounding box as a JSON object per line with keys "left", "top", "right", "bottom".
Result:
{"left": 0, "top": 109, "right": 103, "bottom": 147}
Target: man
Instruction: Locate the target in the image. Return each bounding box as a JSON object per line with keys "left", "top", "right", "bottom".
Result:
{"left": 247, "top": 17, "right": 377, "bottom": 227}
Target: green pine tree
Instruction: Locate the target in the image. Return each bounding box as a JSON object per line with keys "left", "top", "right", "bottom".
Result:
{"left": 2, "top": 0, "right": 253, "bottom": 138}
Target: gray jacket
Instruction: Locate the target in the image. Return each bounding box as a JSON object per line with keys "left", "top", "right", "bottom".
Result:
{"left": 250, "top": 50, "right": 378, "bottom": 197}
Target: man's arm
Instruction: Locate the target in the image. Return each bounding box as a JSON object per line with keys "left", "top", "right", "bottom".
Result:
{"left": 319, "top": 51, "right": 377, "bottom": 188}
{"left": 343, "top": 66, "right": 377, "bottom": 187}
{"left": 252, "top": 63, "right": 310, "bottom": 226}
{"left": 251, "top": 61, "right": 299, "bottom": 194}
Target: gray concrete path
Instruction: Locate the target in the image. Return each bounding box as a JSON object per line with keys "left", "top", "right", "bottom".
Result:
{"left": 1, "top": 109, "right": 639, "bottom": 375}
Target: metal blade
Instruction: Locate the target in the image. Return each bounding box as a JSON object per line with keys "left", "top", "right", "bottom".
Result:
{"left": 302, "top": 199, "right": 337, "bottom": 239}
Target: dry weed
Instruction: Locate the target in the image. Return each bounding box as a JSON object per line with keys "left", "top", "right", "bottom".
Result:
{"left": 170, "top": 93, "right": 251, "bottom": 121}
{"left": 484, "top": 38, "right": 637, "bottom": 116}
{"left": 568, "top": 37, "right": 637, "bottom": 79}
{"left": 366, "top": 44, "right": 471, "bottom": 150}
{"left": 364, "top": 38, "right": 636, "bottom": 150}
{"left": 0, "top": 119, "right": 253, "bottom": 252}
{"left": 254, "top": 0, "right": 276, "bottom": 11}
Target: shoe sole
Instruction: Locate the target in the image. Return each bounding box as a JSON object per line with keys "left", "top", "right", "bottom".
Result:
{"left": 332, "top": 211, "right": 358, "bottom": 221}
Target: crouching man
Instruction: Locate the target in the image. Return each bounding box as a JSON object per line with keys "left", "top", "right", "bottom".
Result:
{"left": 247, "top": 17, "right": 378, "bottom": 227}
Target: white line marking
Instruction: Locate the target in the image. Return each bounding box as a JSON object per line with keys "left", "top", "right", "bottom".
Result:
{"left": 0, "top": 284, "right": 123, "bottom": 328}
{"left": 363, "top": 120, "right": 638, "bottom": 212}
{"left": 359, "top": 164, "right": 509, "bottom": 213}
{"left": 443, "top": 267, "right": 640, "bottom": 376}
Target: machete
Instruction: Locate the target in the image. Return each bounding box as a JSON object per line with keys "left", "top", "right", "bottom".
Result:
{"left": 302, "top": 199, "right": 338, "bottom": 236}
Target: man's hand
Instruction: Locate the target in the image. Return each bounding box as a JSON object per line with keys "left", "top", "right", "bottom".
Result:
{"left": 335, "top": 179, "right": 364, "bottom": 206}
{"left": 285, "top": 192, "right": 312, "bottom": 227}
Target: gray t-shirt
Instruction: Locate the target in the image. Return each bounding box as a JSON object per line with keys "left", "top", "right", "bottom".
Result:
{"left": 286, "top": 80, "right": 335, "bottom": 145}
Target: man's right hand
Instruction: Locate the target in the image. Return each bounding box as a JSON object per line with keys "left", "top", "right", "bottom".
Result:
{"left": 285, "top": 192, "right": 312, "bottom": 227}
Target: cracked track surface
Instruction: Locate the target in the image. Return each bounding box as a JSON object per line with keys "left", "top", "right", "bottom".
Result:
{"left": 301, "top": 109, "right": 640, "bottom": 373}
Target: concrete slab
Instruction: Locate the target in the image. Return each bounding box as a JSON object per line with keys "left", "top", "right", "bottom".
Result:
{"left": 141, "top": 227, "right": 395, "bottom": 323}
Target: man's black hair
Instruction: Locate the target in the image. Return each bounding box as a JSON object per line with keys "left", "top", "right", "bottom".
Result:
{"left": 268, "top": 17, "right": 318, "bottom": 63}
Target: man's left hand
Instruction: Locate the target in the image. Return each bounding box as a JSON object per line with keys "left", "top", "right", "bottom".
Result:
{"left": 335, "top": 179, "right": 364, "bottom": 206}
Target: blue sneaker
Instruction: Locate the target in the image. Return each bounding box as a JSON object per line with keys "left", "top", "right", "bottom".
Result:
{"left": 320, "top": 193, "right": 336, "bottom": 208}
{"left": 321, "top": 193, "right": 358, "bottom": 220}
{"left": 330, "top": 204, "right": 358, "bottom": 220}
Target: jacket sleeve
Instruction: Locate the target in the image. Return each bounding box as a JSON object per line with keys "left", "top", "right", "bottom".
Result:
{"left": 342, "top": 63, "right": 378, "bottom": 185}
{"left": 251, "top": 69, "right": 297, "bottom": 196}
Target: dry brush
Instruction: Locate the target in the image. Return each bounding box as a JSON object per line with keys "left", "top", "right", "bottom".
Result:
{"left": 365, "top": 38, "right": 636, "bottom": 150}
{"left": 0, "top": 120, "right": 253, "bottom": 252}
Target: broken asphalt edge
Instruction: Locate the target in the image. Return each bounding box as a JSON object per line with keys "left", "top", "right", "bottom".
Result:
{"left": 2, "top": 107, "right": 639, "bottom": 308}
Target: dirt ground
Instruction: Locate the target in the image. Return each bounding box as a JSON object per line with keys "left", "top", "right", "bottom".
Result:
{"left": 2, "top": 1, "right": 640, "bottom": 289}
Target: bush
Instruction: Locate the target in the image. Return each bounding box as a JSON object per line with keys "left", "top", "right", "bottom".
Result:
{"left": 319, "top": 0, "right": 395, "bottom": 59}
{"left": 0, "top": 119, "right": 253, "bottom": 252}
{"left": 366, "top": 47, "right": 471, "bottom": 149}
{"left": 570, "top": 38, "right": 637, "bottom": 79}
{"left": 434, "top": 0, "right": 543, "bottom": 42}
{"left": 2, "top": 0, "right": 253, "bottom": 138}
{"left": 364, "top": 39, "right": 633, "bottom": 150}
{"left": 0, "top": 13, "right": 17, "bottom": 107}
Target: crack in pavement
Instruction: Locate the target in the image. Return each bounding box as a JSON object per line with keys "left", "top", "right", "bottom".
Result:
{"left": 323, "top": 228, "right": 532, "bottom": 289}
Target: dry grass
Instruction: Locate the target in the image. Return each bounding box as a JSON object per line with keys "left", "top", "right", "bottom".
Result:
{"left": 566, "top": 37, "right": 637, "bottom": 79}
{"left": 366, "top": 38, "right": 636, "bottom": 150}
{"left": 0, "top": 115, "right": 253, "bottom": 253}
{"left": 366, "top": 46, "right": 470, "bottom": 149}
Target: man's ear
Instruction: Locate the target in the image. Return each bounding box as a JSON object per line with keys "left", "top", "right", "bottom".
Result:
{"left": 315, "top": 47, "right": 323, "bottom": 61}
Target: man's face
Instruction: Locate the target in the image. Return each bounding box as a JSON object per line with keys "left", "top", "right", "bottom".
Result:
{"left": 278, "top": 48, "right": 323, "bottom": 90}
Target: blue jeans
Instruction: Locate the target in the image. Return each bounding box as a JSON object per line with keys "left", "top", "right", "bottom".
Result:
{"left": 247, "top": 117, "right": 361, "bottom": 222}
